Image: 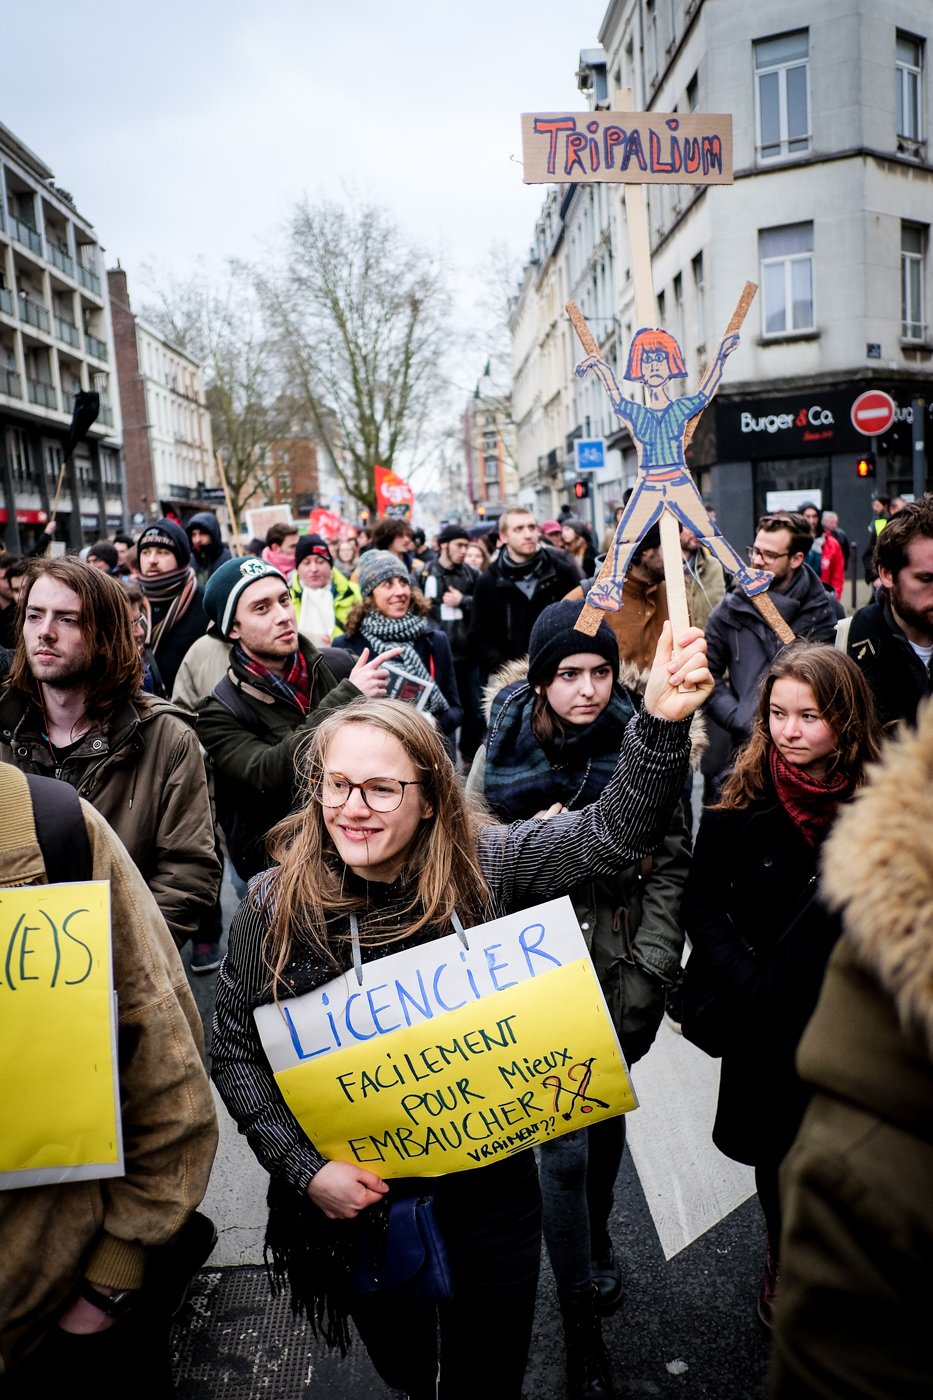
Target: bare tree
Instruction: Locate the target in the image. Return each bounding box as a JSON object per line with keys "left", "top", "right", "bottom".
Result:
{"left": 258, "top": 198, "right": 452, "bottom": 515}
{"left": 140, "top": 261, "right": 290, "bottom": 525}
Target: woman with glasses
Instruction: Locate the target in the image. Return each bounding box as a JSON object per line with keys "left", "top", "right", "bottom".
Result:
{"left": 681, "top": 642, "right": 879, "bottom": 1328}
{"left": 574, "top": 326, "right": 771, "bottom": 610}
{"left": 211, "top": 625, "right": 713, "bottom": 1400}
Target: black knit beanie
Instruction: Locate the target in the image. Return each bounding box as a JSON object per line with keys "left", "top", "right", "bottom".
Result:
{"left": 295, "top": 533, "right": 333, "bottom": 568}
{"left": 137, "top": 517, "right": 191, "bottom": 568}
{"left": 527, "top": 600, "right": 619, "bottom": 687}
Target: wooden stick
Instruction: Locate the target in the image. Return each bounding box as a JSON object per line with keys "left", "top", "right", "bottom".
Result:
{"left": 751, "top": 594, "right": 795, "bottom": 645}
{"left": 215, "top": 451, "right": 244, "bottom": 556}
{"left": 683, "top": 280, "right": 757, "bottom": 454}
{"left": 564, "top": 303, "right": 621, "bottom": 637}
{"left": 566, "top": 302, "right": 599, "bottom": 357}
{"left": 625, "top": 184, "right": 657, "bottom": 327}
{"left": 659, "top": 509, "right": 698, "bottom": 693}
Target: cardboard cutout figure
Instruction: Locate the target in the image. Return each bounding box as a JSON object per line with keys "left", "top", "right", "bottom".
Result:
{"left": 575, "top": 327, "right": 771, "bottom": 612}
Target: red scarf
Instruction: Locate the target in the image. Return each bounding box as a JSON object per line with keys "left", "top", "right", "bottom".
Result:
{"left": 768, "top": 744, "right": 850, "bottom": 847}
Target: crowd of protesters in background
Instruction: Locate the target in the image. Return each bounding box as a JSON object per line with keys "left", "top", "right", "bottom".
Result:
{"left": 3, "top": 490, "right": 933, "bottom": 1400}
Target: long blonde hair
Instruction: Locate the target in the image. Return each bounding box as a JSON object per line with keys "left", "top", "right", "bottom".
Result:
{"left": 261, "top": 698, "right": 491, "bottom": 989}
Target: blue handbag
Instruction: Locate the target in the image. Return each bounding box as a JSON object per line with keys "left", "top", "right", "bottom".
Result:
{"left": 351, "top": 1189, "right": 454, "bottom": 1301}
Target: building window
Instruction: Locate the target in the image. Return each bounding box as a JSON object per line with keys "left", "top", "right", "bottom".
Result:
{"left": 100, "top": 447, "right": 121, "bottom": 488}
{"left": 646, "top": 0, "right": 658, "bottom": 81}
{"left": 896, "top": 33, "right": 923, "bottom": 143}
{"left": 483, "top": 455, "right": 499, "bottom": 484}
{"left": 686, "top": 71, "right": 699, "bottom": 112}
{"left": 45, "top": 441, "right": 63, "bottom": 480}
{"left": 692, "top": 252, "right": 705, "bottom": 344}
{"left": 6, "top": 426, "right": 32, "bottom": 486}
{"left": 901, "top": 222, "right": 926, "bottom": 341}
{"left": 760, "top": 222, "right": 814, "bottom": 336}
{"left": 75, "top": 450, "right": 93, "bottom": 490}
{"left": 755, "top": 30, "right": 809, "bottom": 160}
{"left": 673, "top": 272, "right": 684, "bottom": 346}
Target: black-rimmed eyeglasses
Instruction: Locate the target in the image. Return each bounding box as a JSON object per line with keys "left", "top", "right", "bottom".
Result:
{"left": 746, "top": 544, "right": 790, "bottom": 564}
{"left": 315, "top": 775, "right": 424, "bottom": 812}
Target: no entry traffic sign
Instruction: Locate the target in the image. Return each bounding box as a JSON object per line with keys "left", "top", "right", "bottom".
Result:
{"left": 851, "top": 389, "right": 896, "bottom": 436}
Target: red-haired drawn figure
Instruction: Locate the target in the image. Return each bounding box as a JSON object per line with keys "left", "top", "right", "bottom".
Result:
{"left": 576, "top": 327, "right": 772, "bottom": 611}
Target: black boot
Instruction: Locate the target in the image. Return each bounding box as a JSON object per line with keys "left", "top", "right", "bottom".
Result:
{"left": 558, "top": 1281, "right": 614, "bottom": 1400}
{"left": 591, "top": 1241, "right": 623, "bottom": 1315}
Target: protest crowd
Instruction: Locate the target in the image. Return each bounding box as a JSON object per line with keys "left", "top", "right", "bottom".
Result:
{"left": 1, "top": 492, "right": 932, "bottom": 1400}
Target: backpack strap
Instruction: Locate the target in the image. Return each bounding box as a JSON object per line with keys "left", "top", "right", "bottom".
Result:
{"left": 25, "top": 773, "right": 93, "bottom": 883}
{"left": 0, "top": 767, "right": 92, "bottom": 882}
{"left": 211, "top": 673, "right": 265, "bottom": 734}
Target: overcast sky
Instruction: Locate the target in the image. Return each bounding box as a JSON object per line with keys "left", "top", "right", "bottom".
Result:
{"left": 5, "top": 0, "right": 605, "bottom": 391}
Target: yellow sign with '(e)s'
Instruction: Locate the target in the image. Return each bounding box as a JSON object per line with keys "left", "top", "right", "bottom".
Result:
{"left": 0, "top": 881, "right": 119, "bottom": 1177}
{"left": 274, "top": 957, "right": 636, "bottom": 1178}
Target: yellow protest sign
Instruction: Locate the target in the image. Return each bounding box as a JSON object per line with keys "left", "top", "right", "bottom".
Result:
{"left": 260, "top": 896, "right": 637, "bottom": 1178}
{"left": 0, "top": 881, "right": 121, "bottom": 1187}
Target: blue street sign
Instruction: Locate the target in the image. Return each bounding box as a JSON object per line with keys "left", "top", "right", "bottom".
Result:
{"left": 574, "top": 438, "right": 606, "bottom": 470}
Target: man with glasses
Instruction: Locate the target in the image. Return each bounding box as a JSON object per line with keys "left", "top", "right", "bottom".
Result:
{"left": 704, "top": 511, "right": 838, "bottom": 784}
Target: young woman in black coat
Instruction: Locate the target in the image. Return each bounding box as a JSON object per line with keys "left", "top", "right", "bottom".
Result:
{"left": 681, "top": 642, "right": 879, "bottom": 1328}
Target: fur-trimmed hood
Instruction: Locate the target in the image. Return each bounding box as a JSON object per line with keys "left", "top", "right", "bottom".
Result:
{"left": 483, "top": 656, "right": 708, "bottom": 769}
{"left": 821, "top": 700, "right": 933, "bottom": 1060}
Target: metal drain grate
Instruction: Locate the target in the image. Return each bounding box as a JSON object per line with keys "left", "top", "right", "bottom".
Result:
{"left": 170, "top": 1268, "right": 398, "bottom": 1398}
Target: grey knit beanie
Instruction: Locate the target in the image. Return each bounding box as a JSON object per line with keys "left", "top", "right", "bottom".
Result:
{"left": 356, "top": 549, "right": 411, "bottom": 597}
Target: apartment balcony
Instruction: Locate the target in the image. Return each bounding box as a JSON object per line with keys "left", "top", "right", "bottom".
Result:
{"left": 0, "top": 369, "right": 21, "bottom": 398}
{"left": 10, "top": 216, "right": 42, "bottom": 257}
{"left": 76, "top": 263, "right": 101, "bottom": 296}
{"left": 48, "top": 243, "right": 75, "bottom": 279}
{"left": 55, "top": 316, "right": 81, "bottom": 349}
{"left": 98, "top": 403, "right": 114, "bottom": 427}
{"left": 85, "top": 331, "right": 108, "bottom": 361}
{"left": 0, "top": 288, "right": 12, "bottom": 317}
{"left": 18, "top": 299, "right": 51, "bottom": 334}
{"left": 26, "top": 379, "right": 58, "bottom": 410}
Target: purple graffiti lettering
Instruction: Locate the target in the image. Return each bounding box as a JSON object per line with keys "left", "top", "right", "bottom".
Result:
{"left": 621, "top": 129, "right": 647, "bottom": 172}
{"left": 565, "top": 130, "right": 588, "bottom": 175}
{"left": 702, "top": 134, "right": 723, "bottom": 175}
{"left": 533, "top": 116, "right": 578, "bottom": 176}
{"left": 683, "top": 137, "right": 701, "bottom": 173}
{"left": 603, "top": 125, "right": 625, "bottom": 168}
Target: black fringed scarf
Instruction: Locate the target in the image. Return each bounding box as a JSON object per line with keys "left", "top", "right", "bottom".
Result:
{"left": 483, "top": 678, "right": 636, "bottom": 820}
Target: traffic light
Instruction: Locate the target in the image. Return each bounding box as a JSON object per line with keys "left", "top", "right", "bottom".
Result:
{"left": 573, "top": 479, "right": 590, "bottom": 500}
{"left": 856, "top": 453, "right": 876, "bottom": 479}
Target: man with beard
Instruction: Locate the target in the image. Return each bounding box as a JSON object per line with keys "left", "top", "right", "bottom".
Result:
{"left": 704, "top": 511, "right": 838, "bottom": 785}
{"left": 843, "top": 495, "right": 933, "bottom": 728}
{"left": 137, "top": 518, "right": 209, "bottom": 694}
{"left": 185, "top": 511, "right": 232, "bottom": 584}
{"left": 0, "top": 559, "right": 219, "bottom": 953}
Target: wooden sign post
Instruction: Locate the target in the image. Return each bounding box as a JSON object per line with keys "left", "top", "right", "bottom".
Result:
{"left": 521, "top": 94, "right": 794, "bottom": 650}
{"left": 215, "top": 451, "right": 244, "bottom": 557}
